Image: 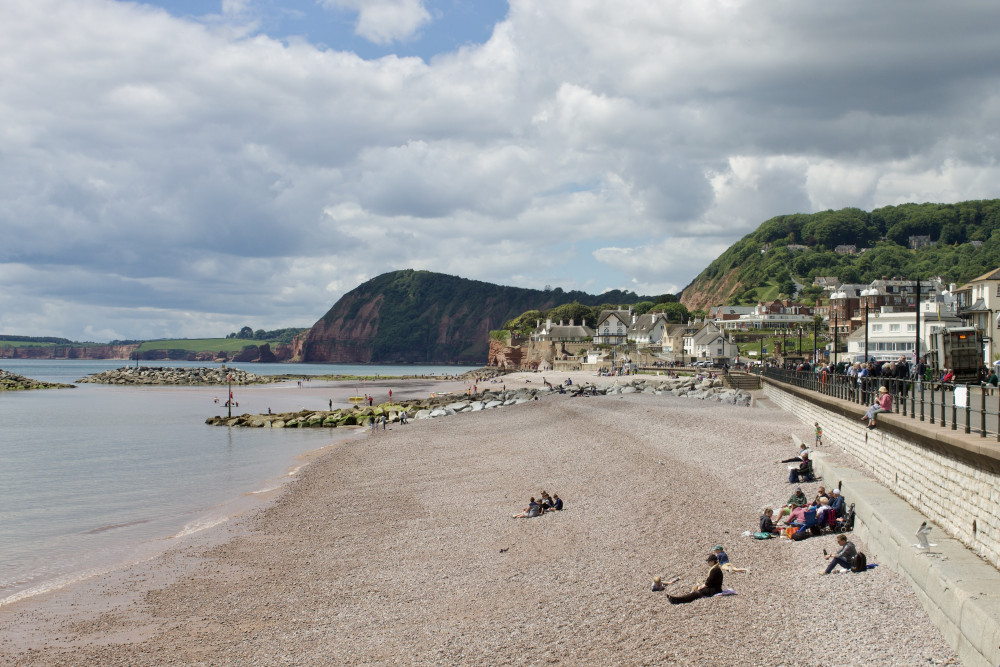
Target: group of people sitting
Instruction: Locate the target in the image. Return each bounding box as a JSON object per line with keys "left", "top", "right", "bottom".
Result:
{"left": 512, "top": 491, "right": 563, "bottom": 518}
{"left": 759, "top": 482, "right": 851, "bottom": 540}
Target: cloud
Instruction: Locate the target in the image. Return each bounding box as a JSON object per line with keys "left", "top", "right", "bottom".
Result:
{"left": 2, "top": 0, "right": 1000, "bottom": 340}
{"left": 320, "top": 0, "right": 432, "bottom": 44}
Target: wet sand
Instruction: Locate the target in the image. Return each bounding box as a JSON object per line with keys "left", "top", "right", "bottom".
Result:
{"left": 0, "top": 374, "right": 959, "bottom": 665}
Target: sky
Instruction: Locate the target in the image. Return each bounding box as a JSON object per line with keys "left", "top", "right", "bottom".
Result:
{"left": 2, "top": 0, "right": 1000, "bottom": 342}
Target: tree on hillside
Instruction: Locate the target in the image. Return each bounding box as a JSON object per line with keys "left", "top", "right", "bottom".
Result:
{"left": 654, "top": 302, "right": 689, "bottom": 323}
{"left": 632, "top": 301, "right": 656, "bottom": 316}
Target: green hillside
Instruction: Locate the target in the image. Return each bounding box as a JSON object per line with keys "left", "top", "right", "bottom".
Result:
{"left": 302, "top": 269, "right": 655, "bottom": 364}
{"left": 681, "top": 199, "right": 1000, "bottom": 309}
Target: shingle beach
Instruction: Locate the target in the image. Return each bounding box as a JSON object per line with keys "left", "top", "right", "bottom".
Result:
{"left": 0, "top": 372, "right": 960, "bottom": 665}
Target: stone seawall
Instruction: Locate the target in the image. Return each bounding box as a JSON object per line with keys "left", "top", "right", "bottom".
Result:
{"left": 762, "top": 378, "right": 1000, "bottom": 570}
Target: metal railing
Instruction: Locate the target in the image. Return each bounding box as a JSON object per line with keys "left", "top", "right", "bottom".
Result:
{"left": 761, "top": 367, "right": 1000, "bottom": 441}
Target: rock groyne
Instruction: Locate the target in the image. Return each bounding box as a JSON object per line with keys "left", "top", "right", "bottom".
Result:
{"left": 207, "top": 376, "right": 751, "bottom": 428}
{"left": 0, "top": 369, "right": 75, "bottom": 390}
{"left": 76, "top": 366, "right": 281, "bottom": 386}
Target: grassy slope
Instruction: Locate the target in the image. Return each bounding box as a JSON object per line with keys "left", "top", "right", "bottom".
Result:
{"left": 137, "top": 339, "right": 283, "bottom": 353}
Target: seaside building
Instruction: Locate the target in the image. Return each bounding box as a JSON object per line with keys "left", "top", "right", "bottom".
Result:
{"left": 593, "top": 309, "right": 633, "bottom": 345}
{"left": 626, "top": 313, "right": 670, "bottom": 347}
{"left": 716, "top": 299, "right": 815, "bottom": 330}
{"left": 954, "top": 268, "right": 1000, "bottom": 363}
{"left": 845, "top": 292, "right": 963, "bottom": 363}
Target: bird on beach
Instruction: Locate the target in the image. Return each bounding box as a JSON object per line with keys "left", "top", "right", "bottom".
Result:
{"left": 914, "top": 521, "right": 936, "bottom": 549}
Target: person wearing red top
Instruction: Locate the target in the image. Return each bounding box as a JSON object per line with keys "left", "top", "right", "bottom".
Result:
{"left": 861, "top": 385, "right": 892, "bottom": 429}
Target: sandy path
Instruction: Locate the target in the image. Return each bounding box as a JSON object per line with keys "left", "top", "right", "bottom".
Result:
{"left": 0, "top": 387, "right": 959, "bottom": 665}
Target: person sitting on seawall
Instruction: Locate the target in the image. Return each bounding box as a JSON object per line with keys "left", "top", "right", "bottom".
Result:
{"left": 822, "top": 534, "right": 857, "bottom": 574}
{"left": 712, "top": 545, "right": 747, "bottom": 573}
{"left": 667, "top": 553, "right": 724, "bottom": 604}
{"left": 861, "top": 386, "right": 892, "bottom": 430}
{"left": 512, "top": 497, "right": 541, "bottom": 519}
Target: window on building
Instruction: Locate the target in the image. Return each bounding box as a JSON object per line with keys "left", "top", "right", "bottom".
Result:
{"left": 907, "top": 324, "right": 916, "bottom": 332}
{"left": 889, "top": 324, "right": 901, "bottom": 332}
{"left": 872, "top": 324, "right": 883, "bottom": 331}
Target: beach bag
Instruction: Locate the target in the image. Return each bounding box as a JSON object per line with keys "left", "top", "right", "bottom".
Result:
{"left": 851, "top": 552, "right": 867, "bottom": 572}
{"left": 753, "top": 531, "right": 773, "bottom": 540}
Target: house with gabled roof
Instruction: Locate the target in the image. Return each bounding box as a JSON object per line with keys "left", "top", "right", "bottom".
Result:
{"left": 594, "top": 309, "right": 633, "bottom": 345}
{"left": 690, "top": 322, "right": 739, "bottom": 362}
{"left": 627, "top": 313, "right": 670, "bottom": 347}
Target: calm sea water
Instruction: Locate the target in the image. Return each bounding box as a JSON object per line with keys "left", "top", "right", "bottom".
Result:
{"left": 0, "top": 360, "right": 477, "bottom": 606}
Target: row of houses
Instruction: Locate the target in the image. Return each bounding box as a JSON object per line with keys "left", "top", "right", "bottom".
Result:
{"left": 531, "top": 309, "right": 738, "bottom": 363}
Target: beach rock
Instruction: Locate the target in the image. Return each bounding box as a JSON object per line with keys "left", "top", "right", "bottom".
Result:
{"left": 0, "top": 369, "right": 75, "bottom": 390}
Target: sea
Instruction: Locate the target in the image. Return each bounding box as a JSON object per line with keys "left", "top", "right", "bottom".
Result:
{"left": 0, "top": 359, "right": 477, "bottom": 607}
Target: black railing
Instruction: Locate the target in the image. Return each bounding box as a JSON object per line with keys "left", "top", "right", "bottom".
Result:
{"left": 761, "top": 367, "right": 1000, "bottom": 441}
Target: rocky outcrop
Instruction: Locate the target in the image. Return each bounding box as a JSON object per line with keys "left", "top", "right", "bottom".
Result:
{"left": 76, "top": 366, "right": 281, "bottom": 386}
{"left": 0, "top": 369, "right": 75, "bottom": 390}
{"left": 0, "top": 344, "right": 138, "bottom": 360}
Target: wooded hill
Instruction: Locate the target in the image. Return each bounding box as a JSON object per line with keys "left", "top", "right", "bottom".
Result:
{"left": 680, "top": 199, "right": 1000, "bottom": 310}
{"left": 300, "top": 269, "right": 654, "bottom": 364}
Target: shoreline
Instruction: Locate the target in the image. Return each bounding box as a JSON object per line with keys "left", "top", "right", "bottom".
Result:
{"left": 0, "top": 374, "right": 959, "bottom": 664}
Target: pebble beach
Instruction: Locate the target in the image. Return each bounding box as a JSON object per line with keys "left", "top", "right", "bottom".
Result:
{"left": 0, "top": 372, "right": 961, "bottom": 665}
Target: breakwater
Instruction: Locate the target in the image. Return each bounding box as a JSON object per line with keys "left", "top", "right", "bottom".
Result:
{"left": 75, "top": 366, "right": 281, "bottom": 386}
{"left": 0, "top": 369, "right": 75, "bottom": 390}
{"left": 207, "top": 375, "right": 752, "bottom": 428}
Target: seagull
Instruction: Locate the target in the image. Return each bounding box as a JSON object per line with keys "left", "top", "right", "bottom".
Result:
{"left": 914, "top": 521, "right": 936, "bottom": 549}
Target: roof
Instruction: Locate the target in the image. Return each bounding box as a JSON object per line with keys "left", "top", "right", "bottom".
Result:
{"left": 629, "top": 313, "right": 667, "bottom": 334}
{"left": 595, "top": 310, "right": 631, "bottom": 328}
{"left": 958, "top": 267, "right": 1000, "bottom": 290}
{"left": 539, "top": 325, "right": 595, "bottom": 339}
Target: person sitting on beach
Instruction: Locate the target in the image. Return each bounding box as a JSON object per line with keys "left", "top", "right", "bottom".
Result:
{"left": 512, "top": 497, "right": 541, "bottom": 519}
{"left": 651, "top": 576, "right": 664, "bottom": 592}
{"left": 780, "top": 444, "right": 810, "bottom": 463}
{"left": 813, "top": 486, "right": 828, "bottom": 504}
{"left": 775, "top": 488, "right": 808, "bottom": 520}
{"left": 788, "top": 452, "right": 812, "bottom": 483}
{"left": 539, "top": 491, "right": 553, "bottom": 509}
{"left": 712, "top": 545, "right": 747, "bottom": 573}
{"left": 759, "top": 508, "right": 780, "bottom": 535}
{"left": 814, "top": 496, "right": 833, "bottom": 524}
{"left": 861, "top": 386, "right": 892, "bottom": 430}
{"left": 822, "top": 534, "right": 857, "bottom": 574}
{"left": 829, "top": 488, "right": 845, "bottom": 517}
{"left": 550, "top": 494, "right": 563, "bottom": 511}
{"left": 667, "top": 554, "right": 724, "bottom": 604}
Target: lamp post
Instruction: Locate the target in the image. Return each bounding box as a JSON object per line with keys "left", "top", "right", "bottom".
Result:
{"left": 834, "top": 309, "right": 839, "bottom": 368}
{"left": 864, "top": 302, "right": 870, "bottom": 363}
{"left": 813, "top": 318, "right": 818, "bottom": 364}
{"left": 797, "top": 327, "right": 802, "bottom": 356}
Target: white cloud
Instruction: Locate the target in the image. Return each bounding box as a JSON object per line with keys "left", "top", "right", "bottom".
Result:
{"left": 320, "top": 0, "right": 431, "bottom": 44}
{"left": 2, "top": 0, "right": 1000, "bottom": 340}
